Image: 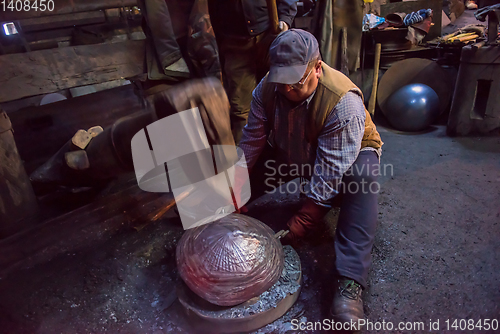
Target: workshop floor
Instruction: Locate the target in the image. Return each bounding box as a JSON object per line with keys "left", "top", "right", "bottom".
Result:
{"left": 0, "top": 123, "right": 498, "bottom": 334}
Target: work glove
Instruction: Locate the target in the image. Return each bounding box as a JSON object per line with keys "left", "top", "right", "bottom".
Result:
{"left": 279, "top": 21, "right": 289, "bottom": 33}
{"left": 280, "top": 198, "right": 330, "bottom": 247}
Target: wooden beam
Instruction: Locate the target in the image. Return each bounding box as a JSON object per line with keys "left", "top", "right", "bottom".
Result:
{"left": 0, "top": 0, "right": 138, "bottom": 21}
{"left": 0, "top": 39, "right": 145, "bottom": 103}
{"left": 25, "top": 27, "right": 74, "bottom": 43}
{"left": 0, "top": 184, "right": 177, "bottom": 276}
{"left": 19, "top": 11, "right": 106, "bottom": 32}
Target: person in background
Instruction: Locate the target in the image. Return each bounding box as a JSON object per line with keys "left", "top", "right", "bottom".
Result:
{"left": 138, "top": 0, "right": 221, "bottom": 82}
{"left": 207, "top": 0, "right": 298, "bottom": 144}
{"left": 139, "top": 0, "right": 297, "bottom": 144}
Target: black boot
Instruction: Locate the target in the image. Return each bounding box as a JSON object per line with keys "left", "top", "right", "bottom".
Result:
{"left": 330, "top": 277, "right": 364, "bottom": 333}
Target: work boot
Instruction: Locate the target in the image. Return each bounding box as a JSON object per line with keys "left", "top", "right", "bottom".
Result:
{"left": 330, "top": 277, "right": 365, "bottom": 333}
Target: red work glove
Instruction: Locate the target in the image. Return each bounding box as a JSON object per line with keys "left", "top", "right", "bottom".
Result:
{"left": 281, "top": 198, "right": 330, "bottom": 246}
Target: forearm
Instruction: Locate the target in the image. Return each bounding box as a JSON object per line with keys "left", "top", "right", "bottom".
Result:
{"left": 277, "top": 0, "right": 298, "bottom": 28}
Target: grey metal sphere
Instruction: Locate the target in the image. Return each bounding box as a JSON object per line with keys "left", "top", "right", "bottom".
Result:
{"left": 384, "top": 83, "right": 440, "bottom": 132}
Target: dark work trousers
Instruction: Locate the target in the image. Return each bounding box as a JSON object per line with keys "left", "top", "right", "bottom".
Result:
{"left": 249, "top": 146, "right": 379, "bottom": 289}
{"left": 333, "top": 150, "right": 379, "bottom": 289}
{"left": 217, "top": 33, "right": 275, "bottom": 145}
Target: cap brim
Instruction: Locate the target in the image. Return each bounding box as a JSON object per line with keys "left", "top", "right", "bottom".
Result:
{"left": 267, "top": 63, "right": 308, "bottom": 85}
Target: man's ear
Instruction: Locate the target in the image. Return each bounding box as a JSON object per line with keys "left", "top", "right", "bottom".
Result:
{"left": 315, "top": 60, "right": 322, "bottom": 77}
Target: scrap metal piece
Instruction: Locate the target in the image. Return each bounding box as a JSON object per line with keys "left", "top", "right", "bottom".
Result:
{"left": 65, "top": 150, "right": 90, "bottom": 170}
{"left": 87, "top": 126, "right": 104, "bottom": 137}
{"left": 71, "top": 129, "right": 92, "bottom": 149}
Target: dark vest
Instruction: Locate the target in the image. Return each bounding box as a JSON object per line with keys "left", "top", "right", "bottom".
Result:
{"left": 262, "top": 62, "right": 383, "bottom": 151}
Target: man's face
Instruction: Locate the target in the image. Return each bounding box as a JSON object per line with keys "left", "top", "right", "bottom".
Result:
{"left": 277, "top": 60, "right": 322, "bottom": 103}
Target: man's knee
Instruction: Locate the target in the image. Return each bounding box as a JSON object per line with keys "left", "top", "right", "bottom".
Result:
{"left": 345, "top": 164, "right": 379, "bottom": 184}
{"left": 346, "top": 152, "right": 380, "bottom": 181}
{"left": 342, "top": 160, "right": 380, "bottom": 196}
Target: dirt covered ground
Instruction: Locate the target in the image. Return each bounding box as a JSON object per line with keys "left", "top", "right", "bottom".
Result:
{"left": 0, "top": 125, "right": 499, "bottom": 334}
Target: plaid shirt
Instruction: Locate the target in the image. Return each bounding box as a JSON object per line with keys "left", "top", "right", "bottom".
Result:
{"left": 239, "top": 78, "right": 367, "bottom": 205}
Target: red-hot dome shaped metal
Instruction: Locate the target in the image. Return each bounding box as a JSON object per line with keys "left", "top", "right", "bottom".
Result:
{"left": 176, "top": 214, "right": 284, "bottom": 306}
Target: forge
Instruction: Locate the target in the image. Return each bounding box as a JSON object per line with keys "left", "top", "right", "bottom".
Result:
{"left": 177, "top": 245, "right": 301, "bottom": 333}
{"left": 175, "top": 214, "right": 302, "bottom": 333}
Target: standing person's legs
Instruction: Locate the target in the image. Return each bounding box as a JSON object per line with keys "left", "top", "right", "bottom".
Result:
{"left": 218, "top": 38, "right": 257, "bottom": 145}
{"left": 219, "top": 31, "right": 274, "bottom": 144}
{"left": 255, "top": 32, "right": 275, "bottom": 80}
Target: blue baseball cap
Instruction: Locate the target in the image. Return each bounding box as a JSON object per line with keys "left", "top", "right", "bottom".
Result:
{"left": 268, "top": 29, "right": 320, "bottom": 84}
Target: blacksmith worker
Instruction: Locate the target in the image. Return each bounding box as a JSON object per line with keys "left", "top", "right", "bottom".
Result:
{"left": 235, "top": 29, "right": 383, "bottom": 327}
{"left": 208, "top": 0, "right": 298, "bottom": 144}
